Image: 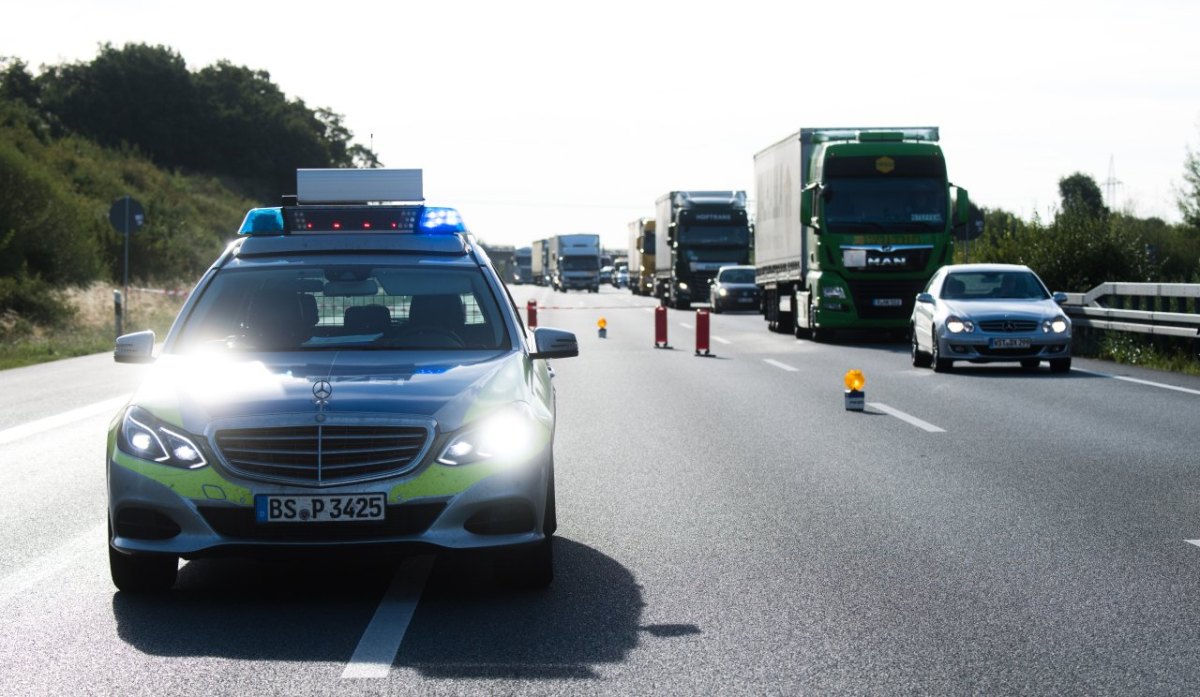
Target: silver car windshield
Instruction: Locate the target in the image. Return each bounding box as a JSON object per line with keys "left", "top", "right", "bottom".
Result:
{"left": 174, "top": 263, "right": 509, "bottom": 352}
{"left": 941, "top": 271, "right": 1050, "bottom": 301}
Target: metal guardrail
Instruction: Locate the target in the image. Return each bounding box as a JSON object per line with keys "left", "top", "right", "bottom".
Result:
{"left": 1059, "top": 283, "right": 1200, "bottom": 338}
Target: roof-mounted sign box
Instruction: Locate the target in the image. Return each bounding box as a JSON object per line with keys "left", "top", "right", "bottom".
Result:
{"left": 296, "top": 169, "right": 424, "bottom": 204}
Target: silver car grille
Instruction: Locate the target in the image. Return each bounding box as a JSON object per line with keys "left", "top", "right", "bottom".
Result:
{"left": 978, "top": 319, "right": 1039, "bottom": 333}
{"left": 215, "top": 424, "right": 429, "bottom": 485}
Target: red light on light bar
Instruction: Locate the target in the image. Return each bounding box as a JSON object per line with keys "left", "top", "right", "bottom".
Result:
{"left": 391, "top": 222, "right": 398, "bottom": 229}
{"left": 332, "top": 222, "right": 342, "bottom": 230}
{"left": 363, "top": 221, "right": 372, "bottom": 229}
{"left": 306, "top": 223, "right": 313, "bottom": 229}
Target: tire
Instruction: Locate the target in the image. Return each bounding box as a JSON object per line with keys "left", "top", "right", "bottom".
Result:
{"left": 807, "top": 301, "right": 824, "bottom": 342}
{"left": 543, "top": 459, "right": 557, "bottom": 536}
{"left": 931, "top": 329, "right": 952, "bottom": 372}
{"left": 109, "top": 545, "right": 178, "bottom": 593}
{"left": 711, "top": 300, "right": 722, "bottom": 314}
{"left": 1020, "top": 359, "right": 1040, "bottom": 370}
{"left": 911, "top": 325, "right": 932, "bottom": 368}
{"left": 1049, "top": 357, "right": 1072, "bottom": 373}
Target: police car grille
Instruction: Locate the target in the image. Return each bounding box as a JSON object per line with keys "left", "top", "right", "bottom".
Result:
{"left": 216, "top": 425, "right": 428, "bottom": 484}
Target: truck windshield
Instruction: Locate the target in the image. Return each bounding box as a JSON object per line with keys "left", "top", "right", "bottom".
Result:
{"left": 680, "top": 225, "right": 749, "bottom": 245}
{"left": 561, "top": 257, "right": 599, "bottom": 271}
{"left": 824, "top": 177, "right": 948, "bottom": 234}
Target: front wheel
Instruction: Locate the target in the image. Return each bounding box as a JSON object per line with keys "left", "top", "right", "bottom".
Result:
{"left": 109, "top": 546, "right": 178, "bottom": 593}
{"left": 911, "top": 326, "right": 932, "bottom": 368}
{"left": 931, "top": 329, "right": 952, "bottom": 372}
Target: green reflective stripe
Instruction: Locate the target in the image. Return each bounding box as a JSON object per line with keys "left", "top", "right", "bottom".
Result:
{"left": 390, "top": 462, "right": 506, "bottom": 501}
{"left": 113, "top": 451, "right": 253, "bottom": 505}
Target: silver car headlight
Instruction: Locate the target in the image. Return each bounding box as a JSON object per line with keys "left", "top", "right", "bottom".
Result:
{"left": 1043, "top": 317, "right": 1070, "bottom": 334}
{"left": 437, "top": 403, "right": 542, "bottom": 467}
{"left": 822, "top": 286, "right": 846, "bottom": 299}
{"left": 718, "top": 288, "right": 728, "bottom": 297}
{"left": 945, "top": 316, "right": 974, "bottom": 333}
{"left": 677, "top": 282, "right": 688, "bottom": 290}
{"left": 118, "top": 406, "right": 208, "bottom": 469}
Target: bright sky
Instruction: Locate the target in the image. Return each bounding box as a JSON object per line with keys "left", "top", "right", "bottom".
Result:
{"left": 5, "top": 0, "right": 1199, "bottom": 250}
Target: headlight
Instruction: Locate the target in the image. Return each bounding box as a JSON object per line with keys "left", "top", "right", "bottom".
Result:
{"left": 945, "top": 316, "right": 974, "bottom": 333}
{"left": 677, "top": 282, "right": 688, "bottom": 290}
{"left": 118, "top": 407, "right": 208, "bottom": 469}
{"left": 718, "top": 288, "right": 728, "bottom": 297}
{"left": 822, "top": 286, "right": 846, "bottom": 299}
{"left": 1043, "top": 317, "right": 1070, "bottom": 333}
{"left": 437, "top": 403, "right": 541, "bottom": 466}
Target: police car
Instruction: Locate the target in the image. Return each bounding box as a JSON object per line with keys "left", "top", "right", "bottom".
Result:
{"left": 107, "top": 169, "right": 578, "bottom": 592}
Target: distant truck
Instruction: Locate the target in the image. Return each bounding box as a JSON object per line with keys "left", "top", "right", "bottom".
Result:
{"left": 549, "top": 233, "right": 602, "bottom": 292}
{"left": 627, "top": 218, "right": 656, "bottom": 296}
{"left": 654, "top": 191, "right": 751, "bottom": 309}
{"left": 512, "top": 246, "right": 532, "bottom": 285}
{"left": 754, "top": 127, "right": 968, "bottom": 339}
{"left": 531, "top": 239, "right": 548, "bottom": 286}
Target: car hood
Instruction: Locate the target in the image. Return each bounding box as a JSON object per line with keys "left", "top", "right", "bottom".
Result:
{"left": 941, "top": 298, "right": 1062, "bottom": 319}
{"left": 129, "top": 349, "right": 531, "bottom": 435}
{"left": 715, "top": 282, "right": 758, "bottom": 290}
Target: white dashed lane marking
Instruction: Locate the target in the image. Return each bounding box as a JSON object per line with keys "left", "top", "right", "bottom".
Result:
{"left": 868, "top": 402, "right": 946, "bottom": 433}
{"left": 763, "top": 359, "right": 799, "bottom": 372}
{"left": 341, "top": 555, "right": 434, "bottom": 679}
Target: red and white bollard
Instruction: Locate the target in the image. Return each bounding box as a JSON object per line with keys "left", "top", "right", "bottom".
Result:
{"left": 526, "top": 299, "right": 538, "bottom": 329}
{"left": 654, "top": 306, "right": 670, "bottom": 348}
{"left": 695, "top": 308, "right": 711, "bottom": 356}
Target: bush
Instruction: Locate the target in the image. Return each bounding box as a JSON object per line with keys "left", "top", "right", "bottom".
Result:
{"left": 0, "top": 275, "right": 75, "bottom": 327}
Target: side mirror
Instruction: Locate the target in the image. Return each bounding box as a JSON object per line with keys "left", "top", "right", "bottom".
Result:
{"left": 114, "top": 330, "right": 156, "bottom": 364}
{"left": 801, "top": 183, "right": 822, "bottom": 232}
{"left": 1052, "top": 292, "right": 1068, "bottom": 304}
{"left": 916, "top": 292, "right": 935, "bottom": 304}
{"left": 530, "top": 327, "right": 578, "bottom": 359}
{"left": 953, "top": 186, "right": 970, "bottom": 227}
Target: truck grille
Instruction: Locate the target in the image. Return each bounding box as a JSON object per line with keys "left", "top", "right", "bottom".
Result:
{"left": 215, "top": 425, "right": 429, "bottom": 485}
{"left": 848, "top": 280, "right": 926, "bottom": 320}
{"left": 978, "top": 319, "right": 1039, "bottom": 333}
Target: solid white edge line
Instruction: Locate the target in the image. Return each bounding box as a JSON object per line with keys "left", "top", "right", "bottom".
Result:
{"left": 0, "top": 395, "right": 130, "bottom": 446}
{"left": 712, "top": 336, "right": 732, "bottom": 345}
{"left": 341, "top": 555, "right": 434, "bottom": 679}
{"left": 763, "top": 359, "right": 799, "bottom": 372}
{"left": 1073, "top": 369, "right": 1200, "bottom": 397}
{"left": 1187, "top": 540, "right": 1200, "bottom": 549}
{"left": 868, "top": 402, "right": 947, "bottom": 433}
{"left": 680, "top": 323, "right": 694, "bottom": 329}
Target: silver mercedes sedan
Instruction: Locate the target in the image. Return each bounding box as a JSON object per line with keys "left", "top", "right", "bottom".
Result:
{"left": 910, "top": 263, "right": 1072, "bottom": 373}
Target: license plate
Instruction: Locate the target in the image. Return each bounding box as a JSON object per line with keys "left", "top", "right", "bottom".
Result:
{"left": 255, "top": 493, "right": 386, "bottom": 523}
{"left": 989, "top": 337, "right": 1032, "bottom": 349}
{"left": 872, "top": 298, "right": 902, "bottom": 307}
{"left": 737, "top": 296, "right": 755, "bottom": 303}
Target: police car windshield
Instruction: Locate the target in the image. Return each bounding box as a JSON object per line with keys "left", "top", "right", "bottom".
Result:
{"left": 174, "top": 264, "right": 509, "bottom": 352}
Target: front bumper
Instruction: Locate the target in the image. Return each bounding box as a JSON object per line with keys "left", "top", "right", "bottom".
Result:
{"left": 936, "top": 332, "right": 1072, "bottom": 363}
{"left": 108, "top": 446, "right": 551, "bottom": 559}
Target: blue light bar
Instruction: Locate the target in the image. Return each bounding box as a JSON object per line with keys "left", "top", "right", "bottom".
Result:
{"left": 419, "top": 207, "right": 467, "bottom": 234}
{"left": 239, "top": 208, "right": 285, "bottom": 234}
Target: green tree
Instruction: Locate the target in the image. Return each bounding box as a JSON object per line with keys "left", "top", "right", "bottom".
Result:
{"left": 1178, "top": 137, "right": 1200, "bottom": 230}
{"left": 1057, "top": 172, "right": 1108, "bottom": 220}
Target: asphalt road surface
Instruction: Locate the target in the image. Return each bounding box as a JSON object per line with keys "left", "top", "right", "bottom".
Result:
{"left": 2, "top": 284, "right": 1200, "bottom": 695}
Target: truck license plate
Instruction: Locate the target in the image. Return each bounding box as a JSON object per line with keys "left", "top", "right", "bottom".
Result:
{"left": 872, "top": 298, "right": 902, "bottom": 307}
{"left": 255, "top": 494, "right": 386, "bottom": 523}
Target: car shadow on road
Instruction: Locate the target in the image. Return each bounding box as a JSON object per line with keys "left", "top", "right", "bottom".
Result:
{"left": 111, "top": 538, "right": 696, "bottom": 681}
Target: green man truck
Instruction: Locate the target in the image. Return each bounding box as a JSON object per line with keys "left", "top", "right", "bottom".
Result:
{"left": 655, "top": 191, "right": 752, "bottom": 309}
{"left": 754, "top": 127, "right": 968, "bottom": 339}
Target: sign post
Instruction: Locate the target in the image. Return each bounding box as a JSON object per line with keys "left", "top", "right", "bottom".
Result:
{"left": 108, "top": 196, "right": 145, "bottom": 335}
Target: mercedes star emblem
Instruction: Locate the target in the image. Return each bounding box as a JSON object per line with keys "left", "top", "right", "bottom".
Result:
{"left": 313, "top": 380, "right": 333, "bottom": 401}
